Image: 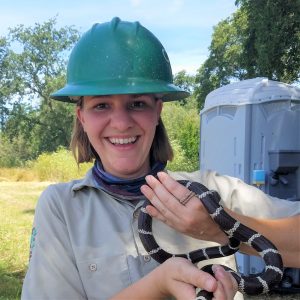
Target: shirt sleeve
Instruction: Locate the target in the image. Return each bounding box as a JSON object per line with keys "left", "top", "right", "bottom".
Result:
{"left": 21, "top": 185, "right": 87, "bottom": 300}
{"left": 198, "top": 170, "right": 300, "bottom": 218}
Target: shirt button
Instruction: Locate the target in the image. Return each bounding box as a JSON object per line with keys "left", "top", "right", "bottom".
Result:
{"left": 143, "top": 255, "right": 151, "bottom": 262}
{"left": 89, "top": 263, "right": 97, "bottom": 271}
{"left": 133, "top": 210, "right": 140, "bottom": 219}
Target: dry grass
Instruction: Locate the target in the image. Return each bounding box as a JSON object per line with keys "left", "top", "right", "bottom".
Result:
{"left": 0, "top": 168, "right": 39, "bottom": 182}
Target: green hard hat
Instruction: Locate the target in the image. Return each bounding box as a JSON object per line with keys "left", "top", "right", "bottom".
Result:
{"left": 51, "top": 17, "right": 189, "bottom": 102}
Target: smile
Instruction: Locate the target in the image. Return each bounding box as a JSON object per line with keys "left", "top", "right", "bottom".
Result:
{"left": 108, "top": 136, "right": 138, "bottom": 145}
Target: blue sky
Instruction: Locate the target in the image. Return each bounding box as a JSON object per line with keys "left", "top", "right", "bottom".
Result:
{"left": 0, "top": 0, "right": 237, "bottom": 74}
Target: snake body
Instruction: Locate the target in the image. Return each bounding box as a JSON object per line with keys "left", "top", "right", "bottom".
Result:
{"left": 138, "top": 180, "right": 284, "bottom": 299}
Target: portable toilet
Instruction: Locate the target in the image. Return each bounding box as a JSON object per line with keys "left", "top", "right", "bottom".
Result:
{"left": 199, "top": 77, "right": 300, "bottom": 291}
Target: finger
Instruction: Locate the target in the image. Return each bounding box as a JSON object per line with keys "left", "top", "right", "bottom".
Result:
{"left": 162, "top": 258, "right": 218, "bottom": 300}
{"left": 212, "top": 265, "right": 238, "bottom": 300}
{"left": 143, "top": 175, "right": 183, "bottom": 218}
{"left": 144, "top": 203, "right": 167, "bottom": 223}
{"left": 175, "top": 260, "right": 217, "bottom": 292}
{"left": 212, "top": 281, "right": 227, "bottom": 300}
{"left": 140, "top": 183, "right": 178, "bottom": 223}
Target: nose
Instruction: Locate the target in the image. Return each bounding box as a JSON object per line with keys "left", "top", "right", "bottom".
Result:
{"left": 109, "top": 107, "right": 134, "bottom": 131}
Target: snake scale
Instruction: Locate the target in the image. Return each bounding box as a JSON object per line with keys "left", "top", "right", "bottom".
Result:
{"left": 138, "top": 180, "right": 284, "bottom": 300}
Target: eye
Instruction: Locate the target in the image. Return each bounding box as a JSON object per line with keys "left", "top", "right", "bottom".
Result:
{"left": 94, "top": 103, "right": 109, "bottom": 111}
{"left": 129, "top": 100, "right": 147, "bottom": 110}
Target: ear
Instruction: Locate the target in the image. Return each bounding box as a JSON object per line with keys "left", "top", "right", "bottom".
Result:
{"left": 76, "top": 106, "right": 85, "bottom": 126}
{"left": 156, "top": 100, "right": 163, "bottom": 121}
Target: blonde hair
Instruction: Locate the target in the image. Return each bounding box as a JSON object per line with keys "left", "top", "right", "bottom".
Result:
{"left": 70, "top": 98, "right": 173, "bottom": 165}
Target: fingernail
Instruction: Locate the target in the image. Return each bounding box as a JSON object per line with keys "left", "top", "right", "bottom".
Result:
{"left": 157, "top": 171, "right": 166, "bottom": 179}
{"left": 212, "top": 264, "right": 219, "bottom": 273}
{"left": 213, "top": 264, "right": 224, "bottom": 272}
{"left": 145, "top": 175, "right": 153, "bottom": 183}
{"left": 212, "top": 265, "right": 225, "bottom": 278}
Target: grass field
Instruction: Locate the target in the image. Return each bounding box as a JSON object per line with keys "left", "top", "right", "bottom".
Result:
{"left": 0, "top": 181, "right": 51, "bottom": 300}
{"left": 0, "top": 181, "right": 299, "bottom": 300}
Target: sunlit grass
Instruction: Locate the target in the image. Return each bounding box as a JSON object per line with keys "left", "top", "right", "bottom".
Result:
{"left": 0, "top": 181, "right": 51, "bottom": 299}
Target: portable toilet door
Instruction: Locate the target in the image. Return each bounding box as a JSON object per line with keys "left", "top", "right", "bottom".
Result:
{"left": 199, "top": 77, "right": 300, "bottom": 291}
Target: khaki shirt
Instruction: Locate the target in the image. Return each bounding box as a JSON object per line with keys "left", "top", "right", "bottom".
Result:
{"left": 22, "top": 169, "right": 300, "bottom": 300}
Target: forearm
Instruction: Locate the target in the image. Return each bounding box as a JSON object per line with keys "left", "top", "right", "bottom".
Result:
{"left": 225, "top": 210, "right": 300, "bottom": 268}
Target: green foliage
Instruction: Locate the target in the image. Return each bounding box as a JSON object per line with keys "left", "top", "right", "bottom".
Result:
{"left": 7, "top": 17, "right": 79, "bottom": 100}
{"left": 195, "top": 1, "right": 300, "bottom": 108}
{"left": 167, "top": 139, "right": 196, "bottom": 172}
{"left": 162, "top": 101, "right": 200, "bottom": 171}
{"left": 173, "top": 70, "right": 196, "bottom": 106}
{"left": 0, "top": 17, "right": 80, "bottom": 161}
{"left": 0, "top": 134, "right": 35, "bottom": 167}
{"left": 0, "top": 37, "right": 11, "bottom": 130}
{"left": 35, "top": 101, "right": 75, "bottom": 154}
{"left": 195, "top": 9, "right": 248, "bottom": 108}
{"left": 32, "top": 147, "right": 92, "bottom": 182}
{"left": 237, "top": 0, "right": 300, "bottom": 82}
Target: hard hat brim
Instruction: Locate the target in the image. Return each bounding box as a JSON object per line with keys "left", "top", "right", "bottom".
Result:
{"left": 51, "top": 79, "right": 190, "bottom": 103}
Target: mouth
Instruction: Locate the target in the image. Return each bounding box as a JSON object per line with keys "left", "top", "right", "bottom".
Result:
{"left": 107, "top": 136, "right": 138, "bottom": 145}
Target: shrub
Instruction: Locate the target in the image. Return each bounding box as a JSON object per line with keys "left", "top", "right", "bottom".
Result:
{"left": 33, "top": 147, "right": 92, "bottom": 182}
{"left": 162, "top": 102, "right": 200, "bottom": 171}
{"left": 0, "top": 134, "right": 36, "bottom": 168}
{"left": 167, "top": 139, "right": 196, "bottom": 172}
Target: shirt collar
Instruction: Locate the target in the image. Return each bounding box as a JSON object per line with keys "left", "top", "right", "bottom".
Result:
{"left": 72, "top": 169, "right": 97, "bottom": 192}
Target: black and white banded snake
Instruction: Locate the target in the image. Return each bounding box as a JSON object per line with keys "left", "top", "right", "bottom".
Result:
{"left": 138, "top": 180, "right": 284, "bottom": 299}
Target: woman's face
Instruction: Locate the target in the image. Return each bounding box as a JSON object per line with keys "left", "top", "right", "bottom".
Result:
{"left": 77, "top": 94, "right": 163, "bottom": 179}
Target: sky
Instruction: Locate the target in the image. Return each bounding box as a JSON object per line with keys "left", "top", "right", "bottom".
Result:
{"left": 0, "top": 0, "right": 237, "bottom": 75}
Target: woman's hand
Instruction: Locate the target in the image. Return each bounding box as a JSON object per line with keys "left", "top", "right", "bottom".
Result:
{"left": 155, "top": 258, "right": 237, "bottom": 300}
{"left": 141, "top": 172, "right": 228, "bottom": 244}
{"left": 111, "top": 257, "right": 237, "bottom": 300}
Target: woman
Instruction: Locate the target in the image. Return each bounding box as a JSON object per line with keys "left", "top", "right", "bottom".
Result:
{"left": 22, "top": 17, "right": 300, "bottom": 300}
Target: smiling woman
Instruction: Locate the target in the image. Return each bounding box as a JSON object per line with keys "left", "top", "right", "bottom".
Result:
{"left": 76, "top": 94, "right": 162, "bottom": 179}
{"left": 21, "top": 17, "right": 300, "bottom": 300}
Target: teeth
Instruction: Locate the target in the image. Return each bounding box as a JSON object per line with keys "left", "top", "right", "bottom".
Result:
{"left": 109, "top": 137, "right": 137, "bottom": 145}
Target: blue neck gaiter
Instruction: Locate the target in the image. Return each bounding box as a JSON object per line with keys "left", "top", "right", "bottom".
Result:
{"left": 92, "top": 159, "right": 166, "bottom": 197}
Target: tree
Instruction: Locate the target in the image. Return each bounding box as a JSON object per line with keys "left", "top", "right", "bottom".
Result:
{"left": 237, "top": 0, "right": 300, "bottom": 83}
{"left": 195, "top": 9, "right": 248, "bottom": 108}
{"left": 0, "top": 17, "right": 80, "bottom": 165}
{"left": 195, "top": 0, "right": 300, "bottom": 108}
{"left": 7, "top": 17, "right": 79, "bottom": 102}
{"left": 173, "top": 70, "right": 196, "bottom": 106}
{"left": 0, "top": 37, "right": 11, "bottom": 129}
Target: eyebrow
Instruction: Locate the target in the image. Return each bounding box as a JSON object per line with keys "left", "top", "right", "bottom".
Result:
{"left": 90, "top": 94, "right": 152, "bottom": 99}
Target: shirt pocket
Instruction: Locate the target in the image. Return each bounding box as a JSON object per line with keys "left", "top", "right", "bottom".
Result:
{"left": 77, "top": 253, "right": 131, "bottom": 300}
